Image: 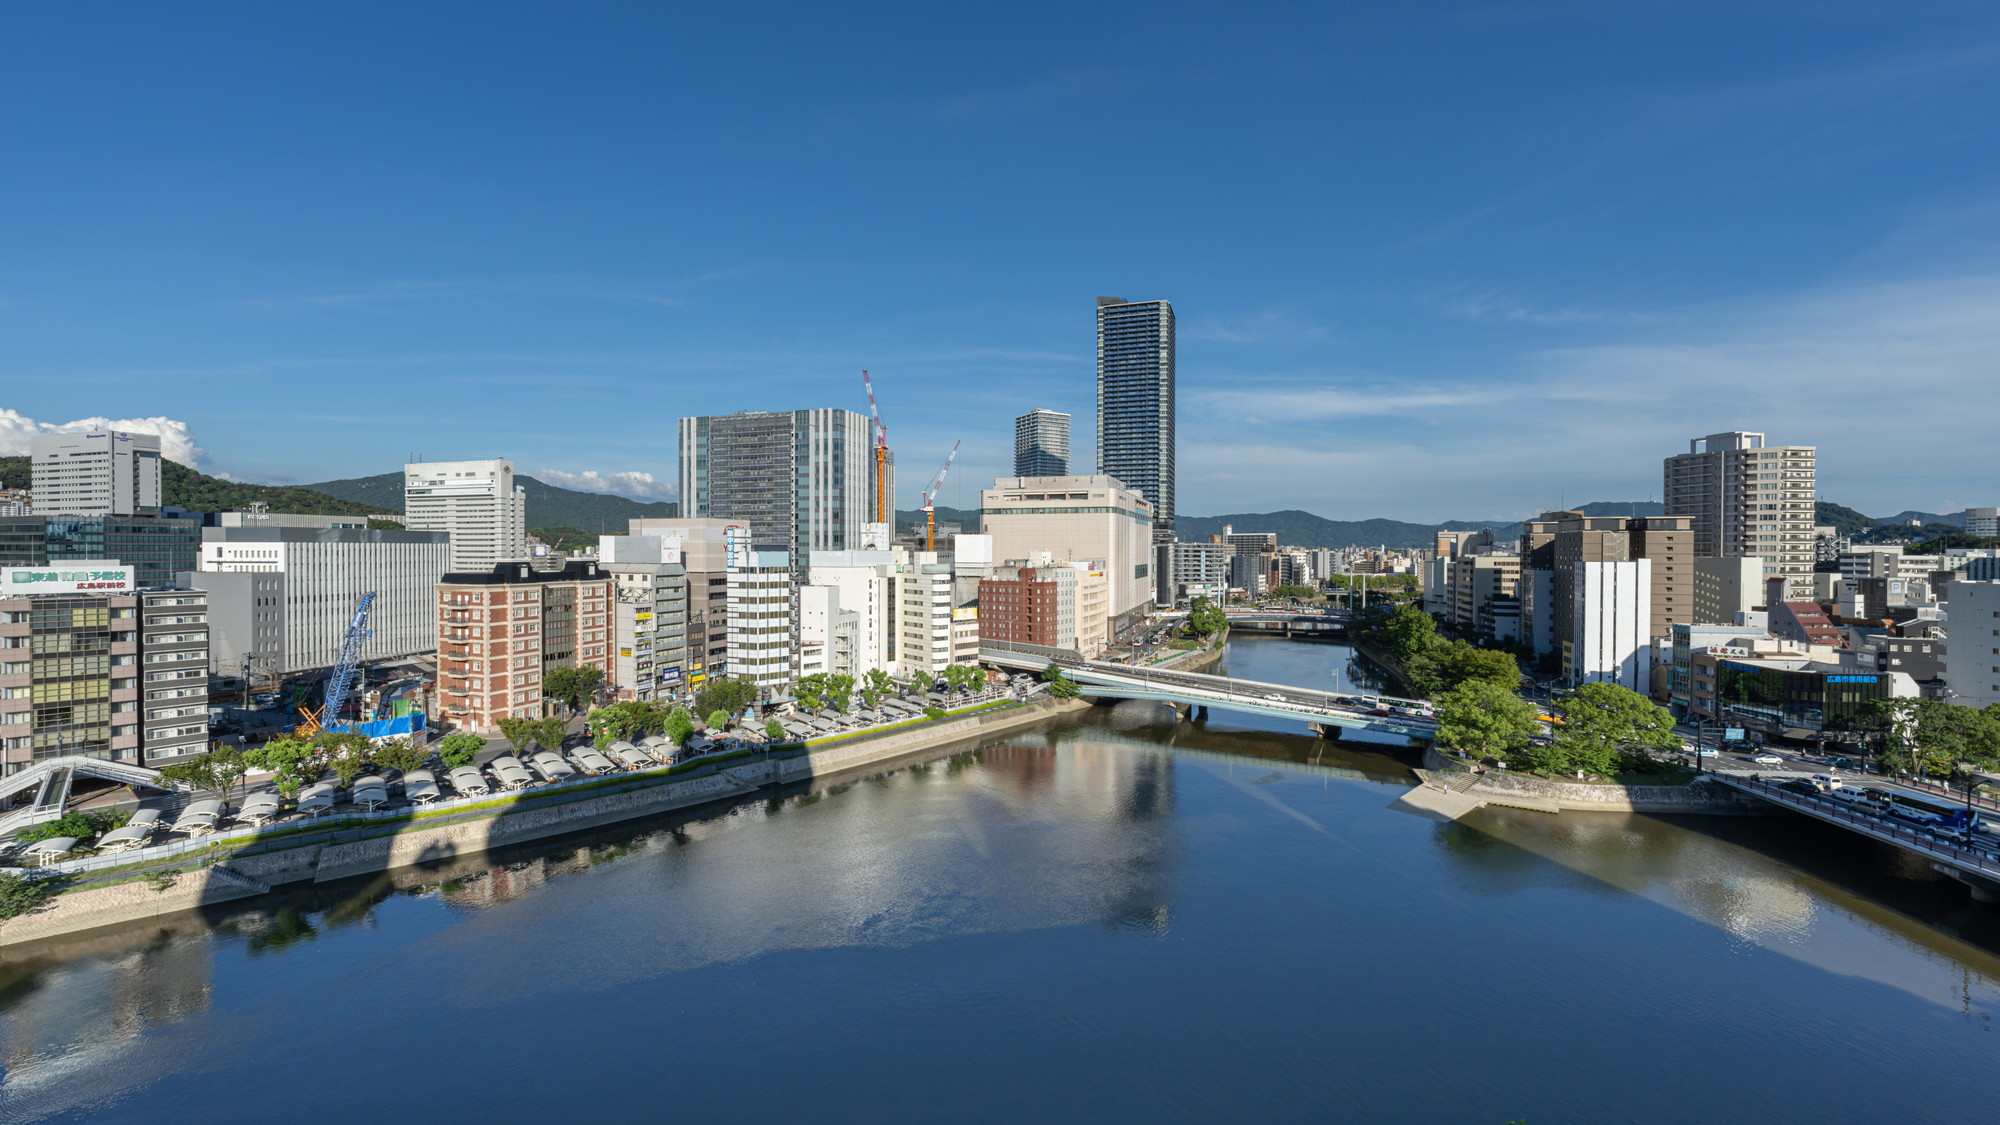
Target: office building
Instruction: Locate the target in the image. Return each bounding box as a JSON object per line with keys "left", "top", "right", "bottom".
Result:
{"left": 206, "top": 510, "right": 371, "bottom": 530}
{"left": 31, "top": 431, "right": 163, "bottom": 517}
{"left": 0, "top": 564, "right": 209, "bottom": 772}
{"left": 1944, "top": 579, "right": 2000, "bottom": 708}
{"left": 1692, "top": 556, "right": 1765, "bottom": 625}
{"left": 403, "top": 459, "right": 527, "bottom": 572}
{"left": 597, "top": 535, "right": 691, "bottom": 704}
{"left": 435, "top": 560, "right": 612, "bottom": 733}
{"left": 1014, "top": 409, "right": 1071, "bottom": 478}
{"left": 1095, "top": 297, "right": 1176, "bottom": 530}
{"left": 1692, "top": 651, "right": 1913, "bottom": 736}
{"left": 1446, "top": 554, "right": 1521, "bottom": 637}
{"left": 0, "top": 514, "right": 202, "bottom": 588}
{"left": 193, "top": 526, "right": 450, "bottom": 676}
{"left": 980, "top": 475, "right": 1154, "bottom": 637}
{"left": 979, "top": 564, "right": 1080, "bottom": 653}
{"left": 805, "top": 550, "right": 900, "bottom": 677}
{"left": 1566, "top": 559, "right": 1651, "bottom": 691}
{"left": 1664, "top": 431, "right": 1817, "bottom": 598}
{"left": 627, "top": 517, "right": 737, "bottom": 684}
{"left": 1221, "top": 528, "right": 1279, "bottom": 556}
{"left": 724, "top": 542, "right": 793, "bottom": 702}
{"left": 1967, "top": 508, "right": 2000, "bottom": 538}
{"left": 676, "top": 409, "right": 879, "bottom": 570}
{"left": 895, "top": 552, "right": 957, "bottom": 677}
{"left": 1169, "top": 540, "right": 1229, "bottom": 603}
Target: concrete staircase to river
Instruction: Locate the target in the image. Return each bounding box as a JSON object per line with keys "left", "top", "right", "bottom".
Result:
{"left": 1391, "top": 769, "right": 1559, "bottom": 821}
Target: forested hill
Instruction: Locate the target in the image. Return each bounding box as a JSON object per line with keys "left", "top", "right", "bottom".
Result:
{"left": 0, "top": 455, "right": 393, "bottom": 517}
{"left": 303, "top": 471, "right": 677, "bottom": 531}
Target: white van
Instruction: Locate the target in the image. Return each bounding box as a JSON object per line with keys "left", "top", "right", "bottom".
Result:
{"left": 1812, "top": 773, "right": 1842, "bottom": 792}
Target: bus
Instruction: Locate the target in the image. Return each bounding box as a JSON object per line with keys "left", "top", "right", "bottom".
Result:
{"left": 1882, "top": 789, "right": 1963, "bottom": 826}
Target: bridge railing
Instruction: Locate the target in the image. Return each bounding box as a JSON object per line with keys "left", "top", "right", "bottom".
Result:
{"left": 1726, "top": 776, "right": 2000, "bottom": 877}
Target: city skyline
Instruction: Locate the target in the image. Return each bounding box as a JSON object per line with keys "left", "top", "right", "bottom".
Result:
{"left": 4, "top": 3, "right": 1999, "bottom": 520}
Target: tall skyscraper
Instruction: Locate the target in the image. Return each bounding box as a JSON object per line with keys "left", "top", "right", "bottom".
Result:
{"left": 1095, "top": 297, "right": 1176, "bottom": 531}
{"left": 676, "top": 409, "right": 878, "bottom": 566}
{"left": 31, "top": 431, "right": 162, "bottom": 516}
{"left": 1663, "top": 432, "right": 1816, "bottom": 599}
{"left": 1014, "top": 409, "right": 1071, "bottom": 477}
{"left": 404, "top": 459, "right": 528, "bottom": 572}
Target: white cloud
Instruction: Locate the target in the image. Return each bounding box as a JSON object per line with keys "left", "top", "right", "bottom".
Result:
{"left": 0, "top": 409, "right": 209, "bottom": 466}
{"left": 535, "top": 469, "right": 676, "bottom": 502}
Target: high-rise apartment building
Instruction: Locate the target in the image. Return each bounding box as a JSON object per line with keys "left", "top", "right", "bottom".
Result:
{"left": 1014, "top": 409, "right": 1071, "bottom": 478}
{"left": 31, "top": 431, "right": 163, "bottom": 516}
{"left": 1095, "top": 297, "right": 1176, "bottom": 530}
{"left": 725, "top": 545, "right": 793, "bottom": 702}
{"left": 193, "top": 526, "right": 450, "bottom": 676}
{"left": 677, "top": 409, "right": 878, "bottom": 570}
{"left": 1664, "top": 432, "right": 1817, "bottom": 598}
{"left": 403, "top": 459, "right": 527, "bottom": 572}
{"left": 435, "top": 560, "right": 612, "bottom": 733}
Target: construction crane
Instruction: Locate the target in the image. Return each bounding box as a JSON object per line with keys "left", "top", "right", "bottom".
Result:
{"left": 920, "top": 441, "right": 960, "bottom": 553}
{"left": 862, "top": 369, "right": 890, "bottom": 525}
{"left": 299, "top": 592, "right": 375, "bottom": 733}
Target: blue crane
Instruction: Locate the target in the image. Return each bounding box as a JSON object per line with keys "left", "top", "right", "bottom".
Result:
{"left": 304, "top": 592, "right": 375, "bottom": 732}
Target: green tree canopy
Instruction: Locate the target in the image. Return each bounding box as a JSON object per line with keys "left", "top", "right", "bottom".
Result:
{"left": 1868, "top": 698, "right": 2000, "bottom": 778}
{"left": 497, "top": 717, "right": 537, "bottom": 758}
{"left": 156, "top": 747, "right": 249, "bottom": 803}
{"left": 1538, "top": 682, "right": 1678, "bottom": 777}
{"left": 244, "top": 737, "right": 327, "bottom": 799}
{"left": 861, "top": 668, "right": 896, "bottom": 708}
{"left": 542, "top": 665, "right": 604, "bottom": 714}
{"left": 436, "top": 732, "right": 484, "bottom": 768}
{"left": 1434, "top": 680, "right": 1541, "bottom": 759}
{"left": 663, "top": 705, "right": 694, "bottom": 747}
{"left": 694, "top": 677, "right": 758, "bottom": 719}
{"left": 765, "top": 718, "right": 787, "bottom": 741}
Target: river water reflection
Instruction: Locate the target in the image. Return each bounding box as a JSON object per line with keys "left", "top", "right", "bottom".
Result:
{"left": 2, "top": 636, "right": 1997, "bottom": 1122}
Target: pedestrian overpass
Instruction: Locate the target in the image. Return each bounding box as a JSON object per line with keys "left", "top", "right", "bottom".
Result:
{"left": 979, "top": 643, "right": 1437, "bottom": 743}
{"left": 0, "top": 756, "right": 180, "bottom": 837}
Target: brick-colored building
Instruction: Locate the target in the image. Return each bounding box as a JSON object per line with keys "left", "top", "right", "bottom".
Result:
{"left": 435, "top": 560, "right": 613, "bottom": 733}
{"left": 978, "top": 564, "right": 1078, "bottom": 653}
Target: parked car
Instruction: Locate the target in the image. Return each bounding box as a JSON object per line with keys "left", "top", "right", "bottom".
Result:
{"left": 1261, "top": 693, "right": 1286, "bottom": 702}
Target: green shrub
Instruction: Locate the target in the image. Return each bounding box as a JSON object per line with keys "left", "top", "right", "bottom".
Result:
{"left": 14, "top": 808, "right": 130, "bottom": 844}
{"left": 0, "top": 872, "right": 52, "bottom": 919}
{"left": 923, "top": 707, "right": 946, "bottom": 722}
{"left": 706, "top": 710, "right": 730, "bottom": 732}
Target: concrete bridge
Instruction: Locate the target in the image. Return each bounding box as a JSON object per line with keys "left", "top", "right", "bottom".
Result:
{"left": 1715, "top": 774, "right": 2000, "bottom": 901}
{"left": 980, "top": 643, "right": 1437, "bottom": 743}
{"left": 1151, "top": 608, "right": 1351, "bottom": 637}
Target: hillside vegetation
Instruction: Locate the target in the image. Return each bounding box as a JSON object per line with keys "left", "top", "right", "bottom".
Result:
{"left": 304, "top": 470, "right": 677, "bottom": 530}
{"left": 0, "top": 455, "right": 392, "bottom": 516}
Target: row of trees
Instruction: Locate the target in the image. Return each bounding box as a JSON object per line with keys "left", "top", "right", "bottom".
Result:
{"left": 797, "top": 665, "right": 988, "bottom": 713}
{"left": 1868, "top": 698, "right": 2000, "bottom": 780}
{"left": 1435, "top": 680, "right": 1680, "bottom": 779}
{"left": 159, "top": 727, "right": 471, "bottom": 803}
{"left": 1352, "top": 603, "right": 1519, "bottom": 699}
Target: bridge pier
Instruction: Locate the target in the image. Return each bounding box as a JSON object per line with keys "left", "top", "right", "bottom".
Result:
{"left": 1933, "top": 862, "right": 2000, "bottom": 903}
{"left": 1170, "top": 701, "right": 1193, "bottom": 722}
{"left": 1307, "top": 722, "right": 1345, "bottom": 741}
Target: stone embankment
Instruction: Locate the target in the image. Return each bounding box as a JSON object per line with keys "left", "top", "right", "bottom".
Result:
{"left": 1421, "top": 746, "right": 1769, "bottom": 816}
{"left": 0, "top": 695, "right": 1094, "bottom": 948}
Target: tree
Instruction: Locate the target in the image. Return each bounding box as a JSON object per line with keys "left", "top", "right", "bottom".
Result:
{"left": 497, "top": 717, "right": 537, "bottom": 758}
{"left": 531, "top": 716, "right": 568, "bottom": 754}
{"left": 1183, "top": 596, "right": 1229, "bottom": 639}
{"left": 823, "top": 673, "right": 855, "bottom": 712}
{"left": 941, "top": 664, "right": 980, "bottom": 692}
{"left": 764, "top": 718, "right": 786, "bottom": 741}
{"left": 244, "top": 737, "right": 326, "bottom": 800}
{"left": 1271, "top": 584, "right": 1317, "bottom": 599}
{"left": 1042, "top": 664, "right": 1081, "bottom": 700}
{"left": 911, "top": 670, "right": 935, "bottom": 695}
{"left": 436, "top": 732, "right": 484, "bottom": 768}
{"left": 706, "top": 710, "right": 731, "bottom": 732}
{"left": 156, "top": 746, "right": 249, "bottom": 803}
{"left": 1378, "top": 603, "right": 1439, "bottom": 664}
{"left": 1868, "top": 698, "right": 2000, "bottom": 778}
{"left": 663, "top": 705, "right": 694, "bottom": 747}
{"left": 589, "top": 700, "right": 664, "bottom": 744}
{"left": 0, "top": 872, "right": 52, "bottom": 920}
{"left": 1430, "top": 640, "right": 1519, "bottom": 693}
{"left": 542, "top": 664, "right": 604, "bottom": 715}
{"left": 1548, "top": 682, "right": 1679, "bottom": 776}
{"left": 366, "top": 737, "right": 425, "bottom": 775}
{"left": 1433, "top": 680, "right": 1541, "bottom": 759}
{"left": 861, "top": 668, "right": 895, "bottom": 708}
{"left": 796, "top": 673, "right": 831, "bottom": 710}
{"left": 694, "top": 677, "right": 758, "bottom": 719}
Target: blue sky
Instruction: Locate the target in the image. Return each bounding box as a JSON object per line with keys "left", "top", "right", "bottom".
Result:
{"left": 3, "top": 1, "right": 1998, "bottom": 522}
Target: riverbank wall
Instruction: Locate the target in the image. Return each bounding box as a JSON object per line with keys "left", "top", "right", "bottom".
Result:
{"left": 1422, "top": 746, "right": 1770, "bottom": 815}
{"left": 0, "top": 695, "right": 1096, "bottom": 949}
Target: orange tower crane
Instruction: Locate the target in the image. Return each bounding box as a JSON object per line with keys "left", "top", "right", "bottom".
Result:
{"left": 921, "top": 441, "right": 961, "bottom": 553}
{"left": 862, "top": 370, "right": 889, "bottom": 524}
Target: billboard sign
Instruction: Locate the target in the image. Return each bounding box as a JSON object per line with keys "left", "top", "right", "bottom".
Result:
{"left": 657, "top": 665, "right": 684, "bottom": 685}
{"left": 3, "top": 561, "right": 135, "bottom": 594}
{"left": 1725, "top": 727, "right": 1746, "bottom": 742}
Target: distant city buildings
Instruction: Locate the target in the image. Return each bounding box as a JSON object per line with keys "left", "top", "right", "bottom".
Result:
{"left": 1095, "top": 297, "right": 1176, "bottom": 532}
{"left": 1013, "top": 409, "right": 1070, "bottom": 478}
{"left": 404, "top": 459, "right": 527, "bottom": 572}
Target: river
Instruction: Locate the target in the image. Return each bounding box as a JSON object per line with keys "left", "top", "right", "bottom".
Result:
{"left": 2, "top": 635, "right": 1997, "bottom": 1123}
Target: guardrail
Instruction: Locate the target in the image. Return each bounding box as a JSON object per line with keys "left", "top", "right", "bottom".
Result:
{"left": 1724, "top": 776, "right": 2000, "bottom": 878}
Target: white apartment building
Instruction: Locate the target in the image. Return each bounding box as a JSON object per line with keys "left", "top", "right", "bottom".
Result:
{"left": 979, "top": 475, "right": 1154, "bottom": 638}
{"left": 1692, "top": 555, "right": 1765, "bottom": 625}
{"left": 805, "top": 550, "right": 898, "bottom": 677}
{"left": 404, "top": 459, "right": 528, "bottom": 572}
{"left": 799, "top": 584, "right": 860, "bottom": 679}
{"left": 1967, "top": 508, "right": 2000, "bottom": 538}
{"left": 725, "top": 547, "right": 792, "bottom": 703}
{"left": 1945, "top": 579, "right": 2000, "bottom": 710}
{"left": 31, "top": 431, "right": 163, "bottom": 516}
{"left": 193, "top": 526, "right": 449, "bottom": 676}
{"left": 1663, "top": 432, "right": 1816, "bottom": 599}
{"left": 896, "top": 553, "right": 956, "bottom": 678}
{"left": 1566, "top": 559, "right": 1652, "bottom": 692}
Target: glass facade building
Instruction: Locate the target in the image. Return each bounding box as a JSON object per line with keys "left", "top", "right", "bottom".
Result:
{"left": 677, "top": 409, "right": 879, "bottom": 571}
{"left": 1095, "top": 297, "right": 1175, "bottom": 531}
{"left": 0, "top": 515, "right": 202, "bottom": 588}
{"left": 1714, "top": 660, "right": 1890, "bottom": 733}
{"left": 1013, "top": 409, "right": 1071, "bottom": 478}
